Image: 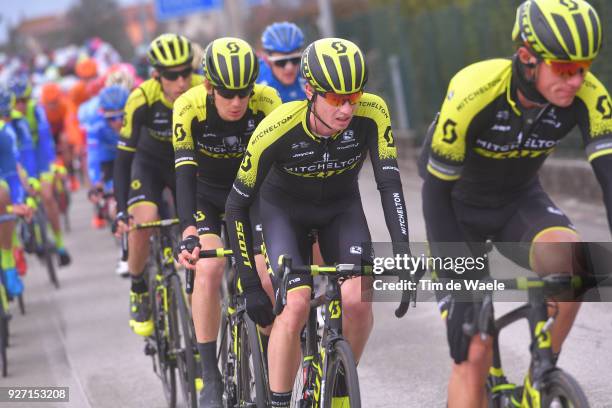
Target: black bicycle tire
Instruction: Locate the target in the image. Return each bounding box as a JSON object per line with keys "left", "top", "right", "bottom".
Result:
{"left": 170, "top": 274, "right": 198, "bottom": 408}
{"left": 540, "top": 369, "right": 590, "bottom": 408}
{"left": 236, "top": 318, "right": 256, "bottom": 407}
{"left": 17, "top": 294, "right": 25, "bottom": 315}
{"left": 245, "top": 315, "right": 269, "bottom": 407}
{"left": 322, "top": 339, "right": 361, "bottom": 408}
{"left": 0, "top": 303, "right": 8, "bottom": 377}
{"left": 38, "top": 213, "right": 59, "bottom": 289}
{"left": 60, "top": 188, "right": 71, "bottom": 232}
{"left": 150, "top": 268, "right": 177, "bottom": 408}
{"left": 218, "top": 308, "right": 233, "bottom": 406}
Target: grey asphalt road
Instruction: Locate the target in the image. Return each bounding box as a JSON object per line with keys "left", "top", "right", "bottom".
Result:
{"left": 4, "top": 158, "right": 611, "bottom": 408}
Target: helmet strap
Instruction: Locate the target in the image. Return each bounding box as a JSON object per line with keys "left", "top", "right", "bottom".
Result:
{"left": 307, "top": 94, "right": 334, "bottom": 133}
{"left": 512, "top": 53, "right": 548, "bottom": 106}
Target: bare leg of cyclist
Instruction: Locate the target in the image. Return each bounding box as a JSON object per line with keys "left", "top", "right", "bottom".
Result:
{"left": 0, "top": 188, "right": 14, "bottom": 249}
{"left": 0, "top": 187, "right": 22, "bottom": 297}
{"left": 40, "top": 179, "right": 70, "bottom": 265}
{"left": 530, "top": 230, "right": 582, "bottom": 354}
{"left": 448, "top": 336, "right": 492, "bottom": 408}
{"left": 41, "top": 180, "right": 60, "bottom": 234}
{"left": 127, "top": 202, "right": 157, "bottom": 336}
{"left": 193, "top": 234, "right": 225, "bottom": 378}
{"left": 340, "top": 276, "right": 373, "bottom": 361}
{"left": 268, "top": 288, "right": 310, "bottom": 400}
{"left": 256, "top": 254, "right": 274, "bottom": 337}
{"left": 127, "top": 203, "right": 158, "bottom": 278}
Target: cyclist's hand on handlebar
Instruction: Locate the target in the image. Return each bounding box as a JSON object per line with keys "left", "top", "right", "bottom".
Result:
{"left": 11, "top": 203, "right": 34, "bottom": 222}
{"left": 177, "top": 234, "right": 201, "bottom": 270}
{"left": 242, "top": 278, "right": 274, "bottom": 327}
{"left": 113, "top": 211, "right": 131, "bottom": 237}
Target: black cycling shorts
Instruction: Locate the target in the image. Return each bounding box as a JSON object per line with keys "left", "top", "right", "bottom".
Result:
{"left": 195, "top": 181, "right": 262, "bottom": 248}
{"left": 429, "top": 182, "right": 576, "bottom": 364}
{"left": 453, "top": 182, "right": 574, "bottom": 271}
{"left": 260, "top": 183, "right": 371, "bottom": 293}
{"left": 127, "top": 153, "right": 176, "bottom": 211}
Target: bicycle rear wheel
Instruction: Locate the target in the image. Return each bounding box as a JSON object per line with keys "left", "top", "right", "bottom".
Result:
{"left": 237, "top": 315, "right": 269, "bottom": 407}
{"left": 539, "top": 369, "right": 589, "bottom": 408}
{"left": 322, "top": 339, "right": 361, "bottom": 408}
{"left": 170, "top": 274, "right": 198, "bottom": 408}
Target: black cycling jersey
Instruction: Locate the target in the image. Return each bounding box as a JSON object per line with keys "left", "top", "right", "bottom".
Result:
{"left": 225, "top": 95, "right": 410, "bottom": 283}
{"left": 419, "top": 57, "right": 612, "bottom": 364}
{"left": 172, "top": 83, "right": 281, "bottom": 229}
{"left": 113, "top": 75, "right": 203, "bottom": 212}
{"left": 419, "top": 58, "right": 612, "bottom": 242}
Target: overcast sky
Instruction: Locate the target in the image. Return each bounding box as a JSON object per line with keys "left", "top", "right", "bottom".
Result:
{"left": 1, "top": 0, "right": 144, "bottom": 43}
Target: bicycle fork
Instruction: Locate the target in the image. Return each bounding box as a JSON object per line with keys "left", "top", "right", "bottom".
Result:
{"left": 318, "top": 278, "right": 344, "bottom": 408}
{"left": 522, "top": 295, "right": 556, "bottom": 408}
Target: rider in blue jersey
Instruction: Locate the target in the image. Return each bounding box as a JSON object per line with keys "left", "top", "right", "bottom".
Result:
{"left": 257, "top": 21, "right": 306, "bottom": 102}
{"left": 0, "top": 87, "right": 32, "bottom": 297}
{"left": 8, "top": 111, "right": 37, "bottom": 180}
{"left": 10, "top": 76, "right": 56, "bottom": 177}
{"left": 87, "top": 85, "right": 128, "bottom": 192}
{"left": 10, "top": 76, "right": 71, "bottom": 267}
{"left": 87, "top": 85, "right": 128, "bottom": 229}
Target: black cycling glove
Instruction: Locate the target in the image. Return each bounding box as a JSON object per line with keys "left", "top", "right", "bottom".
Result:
{"left": 241, "top": 274, "right": 274, "bottom": 327}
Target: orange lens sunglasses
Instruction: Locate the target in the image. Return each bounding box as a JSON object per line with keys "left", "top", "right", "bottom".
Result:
{"left": 545, "top": 59, "right": 592, "bottom": 77}
{"left": 319, "top": 91, "right": 363, "bottom": 107}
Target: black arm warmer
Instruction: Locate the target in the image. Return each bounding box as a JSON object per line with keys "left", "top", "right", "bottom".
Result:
{"left": 591, "top": 155, "right": 612, "bottom": 234}
{"left": 113, "top": 149, "right": 134, "bottom": 213}
{"left": 175, "top": 164, "right": 197, "bottom": 231}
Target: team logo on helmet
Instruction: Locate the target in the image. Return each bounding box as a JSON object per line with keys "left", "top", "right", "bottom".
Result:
{"left": 331, "top": 41, "right": 347, "bottom": 54}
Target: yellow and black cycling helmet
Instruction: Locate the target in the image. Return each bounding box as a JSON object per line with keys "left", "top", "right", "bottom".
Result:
{"left": 512, "top": 0, "right": 602, "bottom": 61}
{"left": 301, "top": 38, "right": 367, "bottom": 95}
{"left": 202, "top": 37, "right": 259, "bottom": 90}
{"left": 148, "top": 33, "right": 194, "bottom": 68}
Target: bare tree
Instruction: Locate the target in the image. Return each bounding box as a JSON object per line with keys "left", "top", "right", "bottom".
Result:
{"left": 67, "top": 0, "right": 130, "bottom": 57}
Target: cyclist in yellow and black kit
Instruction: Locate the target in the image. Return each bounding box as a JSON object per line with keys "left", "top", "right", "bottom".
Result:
{"left": 173, "top": 37, "right": 281, "bottom": 408}
{"left": 224, "top": 38, "right": 411, "bottom": 408}
{"left": 418, "top": 1, "right": 611, "bottom": 407}
{"left": 113, "top": 33, "right": 203, "bottom": 337}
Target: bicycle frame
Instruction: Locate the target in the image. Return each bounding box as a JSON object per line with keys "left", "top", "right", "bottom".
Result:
{"left": 483, "top": 274, "right": 612, "bottom": 407}
{"left": 487, "top": 288, "right": 555, "bottom": 406}
{"left": 129, "top": 218, "right": 199, "bottom": 408}
{"left": 274, "top": 257, "right": 369, "bottom": 408}
{"left": 198, "top": 242, "right": 268, "bottom": 408}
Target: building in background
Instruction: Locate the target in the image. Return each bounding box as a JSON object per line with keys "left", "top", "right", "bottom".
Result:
{"left": 10, "top": 2, "right": 158, "bottom": 55}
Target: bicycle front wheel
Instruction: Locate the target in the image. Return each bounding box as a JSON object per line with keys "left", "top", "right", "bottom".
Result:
{"left": 0, "top": 295, "right": 8, "bottom": 377}
{"left": 322, "top": 339, "right": 361, "bottom": 408}
{"left": 150, "top": 271, "right": 177, "bottom": 408}
{"left": 37, "top": 213, "right": 59, "bottom": 288}
{"left": 170, "top": 274, "right": 198, "bottom": 408}
{"left": 540, "top": 369, "right": 589, "bottom": 408}
{"left": 237, "top": 315, "right": 269, "bottom": 408}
